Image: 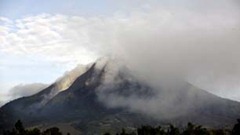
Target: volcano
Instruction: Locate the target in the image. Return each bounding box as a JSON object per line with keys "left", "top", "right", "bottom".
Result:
{"left": 1, "top": 59, "right": 240, "bottom": 135}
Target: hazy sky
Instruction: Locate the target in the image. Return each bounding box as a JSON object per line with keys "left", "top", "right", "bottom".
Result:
{"left": 0, "top": 0, "right": 240, "bottom": 105}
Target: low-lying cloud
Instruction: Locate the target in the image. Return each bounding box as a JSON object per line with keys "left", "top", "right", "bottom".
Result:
{"left": 8, "top": 83, "right": 48, "bottom": 99}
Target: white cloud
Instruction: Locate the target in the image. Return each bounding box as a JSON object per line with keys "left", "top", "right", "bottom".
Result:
{"left": 0, "top": 14, "right": 98, "bottom": 65}
{"left": 1, "top": 2, "right": 239, "bottom": 64}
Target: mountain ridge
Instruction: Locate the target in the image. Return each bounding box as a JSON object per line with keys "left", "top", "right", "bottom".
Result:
{"left": 1, "top": 59, "right": 240, "bottom": 134}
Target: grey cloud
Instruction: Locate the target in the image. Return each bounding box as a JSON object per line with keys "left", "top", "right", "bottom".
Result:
{"left": 8, "top": 83, "right": 48, "bottom": 99}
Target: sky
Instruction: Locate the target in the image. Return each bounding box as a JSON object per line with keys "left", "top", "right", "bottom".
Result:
{"left": 0, "top": 0, "right": 240, "bottom": 105}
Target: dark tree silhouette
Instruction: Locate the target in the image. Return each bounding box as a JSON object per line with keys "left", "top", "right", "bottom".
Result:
{"left": 182, "top": 123, "right": 209, "bottom": 135}
{"left": 27, "top": 128, "right": 41, "bottom": 135}
{"left": 42, "top": 127, "right": 62, "bottom": 135}
{"left": 232, "top": 119, "right": 240, "bottom": 135}
{"left": 3, "top": 120, "right": 67, "bottom": 135}
{"left": 211, "top": 129, "right": 226, "bottom": 135}
{"left": 15, "top": 120, "right": 26, "bottom": 135}
{"left": 167, "top": 124, "right": 180, "bottom": 135}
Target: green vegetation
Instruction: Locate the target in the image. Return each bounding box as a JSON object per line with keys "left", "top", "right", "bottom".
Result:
{"left": 3, "top": 119, "right": 240, "bottom": 135}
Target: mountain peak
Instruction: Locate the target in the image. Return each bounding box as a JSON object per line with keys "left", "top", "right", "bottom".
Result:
{"left": 55, "top": 64, "right": 90, "bottom": 92}
{"left": 39, "top": 58, "right": 111, "bottom": 102}
{"left": 94, "top": 57, "right": 109, "bottom": 70}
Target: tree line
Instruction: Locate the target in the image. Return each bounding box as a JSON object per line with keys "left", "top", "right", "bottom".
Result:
{"left": 104, "top": 119, "right": 240, "bottom": 135}
{"left": 3, "top": 120, "right": 64, "bottom": 135}
{"left": 3, "top": 119, "right": 240, "bottom": 135}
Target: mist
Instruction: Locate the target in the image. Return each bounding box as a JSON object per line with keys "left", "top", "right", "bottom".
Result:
{"left": 8, "top": 83, "right": 48, "bottom": 99}
{"left": 94, "top": 59, "right": 216, "bottom": 119}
